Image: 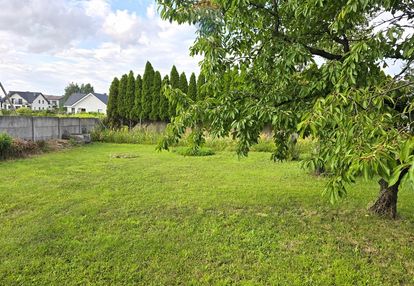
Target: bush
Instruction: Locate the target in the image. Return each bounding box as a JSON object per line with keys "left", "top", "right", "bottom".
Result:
{"left": 0, "top": 133, "right": 13, "bottom": 159}
{"left": 173, "top": 147, "right": 215, "bottom": 157}
{"left": 10, "top": 139, "right": 39, "bottom": 158}
{"left": 16, "top": 107, "right": 33, "bottom": 115}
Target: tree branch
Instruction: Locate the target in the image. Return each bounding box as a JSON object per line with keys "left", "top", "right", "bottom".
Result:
{"left": 304, "top": 45, "right": 343, "bottom": 61}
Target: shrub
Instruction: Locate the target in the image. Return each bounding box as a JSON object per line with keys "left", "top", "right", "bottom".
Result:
{"left": 10, "top": 139, "right": 39, "bottom": 158}
{"left": 173, "top": 147, "right": 215, "bottom": 157}
{"left": 16, "top": 107, "right": 33, "bottom": 115}
{"left": 0, "top": 133, "right": 13, "bottom": 159}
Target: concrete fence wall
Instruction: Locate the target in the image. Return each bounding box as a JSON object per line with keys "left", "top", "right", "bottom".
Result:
{"left": 0, "top": 116, "right": 100, "bottom": 141}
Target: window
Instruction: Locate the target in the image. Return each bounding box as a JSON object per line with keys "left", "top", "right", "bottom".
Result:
{"left": 11, "top": 98, "right": 15, "bottom": 104}
{"left": 18, "top": 99, "right": 22, "bottom": 104}
{"left": 39, "top": 100, "right": 41, "bottom": 104}
{"left": 71, "top": 108, "right": 75, "bottom": 113}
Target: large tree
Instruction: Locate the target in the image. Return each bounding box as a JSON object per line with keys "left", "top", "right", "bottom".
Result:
{"left": 179, "top": 72, "right": 189, "bottom": 94}
{"left": 141, "top": 61, "right": 155, "bottom": 120}
{"left": 196, "top": 72, "right": 206, "bottom": 102}
{"left": 125, "top": 71, "right": 136, "bottom": 124}
{"left": 132, "top": 75, "right": 143, "bottom": 123}
{"left": 107, "top": 77, "right": 120, "bottom": 126}
{"left": 188, "top": 72, "right": 197, "bottom": 101}
{"left": 150, "top": 71, "right": 162, "bottom": 121}
{"left": 159, "top": 75, "right": 170, "bottom": 122}
{"left": 168, "top": 65, "right": 180, "bottom": 118}
{"left": 117, "top": 74, "right": 128, "bottom": 124}
{"left": 157, "top": 0, "right": 414, "bottom": 218}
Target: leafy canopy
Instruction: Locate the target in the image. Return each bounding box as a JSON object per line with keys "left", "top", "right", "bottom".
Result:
{"left": 157, "top": 0, "right": 414, "bottom": 201}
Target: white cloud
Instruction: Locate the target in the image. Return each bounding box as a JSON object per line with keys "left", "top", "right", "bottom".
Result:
{"left": 103, "top": 10, "right": 142, "bottom": 46}
{"left": 0, "top": 0, "right": 200, "bottom": 95}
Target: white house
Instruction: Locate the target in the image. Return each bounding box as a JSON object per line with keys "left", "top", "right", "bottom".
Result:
{"left": 1, "top": 91, "right": 50, "bottom": 111}
{"left": 45, "top": 95, "right": 63, "bottom": 109}
{"left": 64, "top": 93, "right": 108, "bottom": 114}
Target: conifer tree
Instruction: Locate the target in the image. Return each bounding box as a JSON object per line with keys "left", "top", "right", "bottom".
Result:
{"left": 196, "top": 73, "right": 206, "bottom": 101}
{"left": 132, "top": 74, "right": 142, "bottom": 122}
{"left": 179, "top": 72, "right": 188, "bottom": 94}
{"left": 117, "top": 74, "right": 128, "bottom": 123}
{"left": 141, "top": 61, "right": 155, "bottom": 120}
{"left": 188, "top": 72, "right": 197, "bottom": 101}
{"left": 150, "top": 71, "right": 162, "bottom": 121}
{"left": 168, "top": 65, "right": 180, "bottom": 118}
{"left": 107, "top": 77, "right": 119, "bottom": 126}
{"left": 159, "top": 75, "right": 170, "bottom": 122}
{"left": 125, "top": 71, "right": 135, "bottom": 122}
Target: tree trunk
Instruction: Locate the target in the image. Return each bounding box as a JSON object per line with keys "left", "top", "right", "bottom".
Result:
{"left": 369, "top": 179, "right": 399, "bottom": 219}
{"left": 369, "top": 169, "right": 408, "bottom": 219}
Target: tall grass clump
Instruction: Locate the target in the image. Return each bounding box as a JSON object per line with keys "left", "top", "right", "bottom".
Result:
{"left": 91, "top": 127, "right": 164, "bottom": 145}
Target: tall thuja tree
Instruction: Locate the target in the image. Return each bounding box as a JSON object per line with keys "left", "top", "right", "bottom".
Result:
{"left": 117, "top": 74, "right": 128, "bottom": 124}
{"left": 188, "top": 72, "right": 197, "bottom": 101}
{"left": 132, "top": 74, "right": 143, "bottom": 123}
{"left": 150, "top": 71, "right": 162, "bottom": 121}
{"left": 159, "top": 75, "right": 170, "bottom": 122}
{"left": 168, "top": 65, "right": 180, "bottom": 118}
{"left": 179, "top": 72, "right": 188, "bottom": 94}
{"left": 141, "top": 61, "right": 155, "bottom": 121}
{"left": 125, "top": 71, "right": 135, "bottom": 126}
{"left": 196, "top": 73, "right": 206, "bottom": 101}
{"left": 158, "top": 0, "right": 414, "bottom": 218}
{"left": 107, "top": 77, "right": 120, "bottom": 127}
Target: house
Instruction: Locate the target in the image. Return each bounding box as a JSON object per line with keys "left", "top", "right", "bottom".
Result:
{"left": 1, "top": 91, "right": 50, "bottom": 111}
{"left": 64, "top": 93, "right": 108, "bottom": 114}
{"left": 45, "top": 95, "right": 63, "bottom": 109}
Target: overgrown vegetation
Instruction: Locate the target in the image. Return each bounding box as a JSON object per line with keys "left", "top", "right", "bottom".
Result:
{"left": 0, "top": 144, "right": 413, "bottom": 285}
{"left": 91, "top": 127, "right": 315, "bottom": 157}
{"left": 0, "top": 133, "right": 73, "bottom": 160}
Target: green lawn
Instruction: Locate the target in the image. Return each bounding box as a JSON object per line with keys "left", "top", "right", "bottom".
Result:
{"left": 0, "top": 144, "right": 413, "bottom": 285}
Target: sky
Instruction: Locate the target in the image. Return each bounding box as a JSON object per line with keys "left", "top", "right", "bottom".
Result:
{"left": 0, "top": 0, "right": 200, "bottom": 95}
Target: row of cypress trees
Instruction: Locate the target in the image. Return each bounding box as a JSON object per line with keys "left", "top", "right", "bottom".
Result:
{"left": 107, "top": 61, "right": 206, "bottom": 126}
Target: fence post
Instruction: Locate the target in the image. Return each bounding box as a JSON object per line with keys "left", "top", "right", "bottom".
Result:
{"left": 31, "top": 116, "right": 35, "bottom": 141}
{"left": 57, "top": 117, "right": 61, "bottom": 139}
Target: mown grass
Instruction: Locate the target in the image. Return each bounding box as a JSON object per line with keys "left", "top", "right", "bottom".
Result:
{"left": 0, "top": 144, "right": 413, "bottom": 285}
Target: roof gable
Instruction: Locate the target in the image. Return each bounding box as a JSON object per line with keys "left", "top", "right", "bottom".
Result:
{"left": 92, "top": 93, "right": 108, "bottom": 105}
{"left": 64, "top": 93, "right": 108, "bottom": 107}
{"left": 33, "top": 93, "right": 49, "bottom": 104}
{"left": 8, "top": 91, "right": 47, "bottom": 104}
{"left": 64, "top": 93, "right": 87, "bottom": 106}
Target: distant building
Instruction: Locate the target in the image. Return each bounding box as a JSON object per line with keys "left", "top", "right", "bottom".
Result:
{"left": 63, "top": 93, "right": 108, "bottom": 114}
{"left": 44, "top": 95, "right": 63, "bottom": 109}
{"left": 1, "top": 91, "right": 50, "bottom": 111}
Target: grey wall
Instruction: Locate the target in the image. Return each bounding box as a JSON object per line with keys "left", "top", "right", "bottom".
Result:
{"left": 0, "top": 116, "right": 100, "bottom": 141}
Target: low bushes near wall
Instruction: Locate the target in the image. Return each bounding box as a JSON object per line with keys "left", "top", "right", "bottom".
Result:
{"left": 0, "top": 132, "right": 73, "bottom": 160}
{"left": 0, "top": 108, "right": 105, "bottom": 119}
